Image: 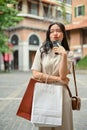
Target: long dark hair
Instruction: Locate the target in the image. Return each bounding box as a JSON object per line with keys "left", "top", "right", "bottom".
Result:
{"left": 40, "top": 22, "right": 70, "bottom": 56}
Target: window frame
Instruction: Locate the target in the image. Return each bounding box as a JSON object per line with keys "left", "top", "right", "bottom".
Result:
{"left": 75, "top": 5, "right": 85, "bottom": 17}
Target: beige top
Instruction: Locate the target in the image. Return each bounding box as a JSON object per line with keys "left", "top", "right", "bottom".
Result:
{"left": 31, "top": 47, "right": 73, "bottom": 75}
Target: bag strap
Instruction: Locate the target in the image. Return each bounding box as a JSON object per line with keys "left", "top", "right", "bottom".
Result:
{"left": 72, "top": 62, "right": 78, "bottom": 97}
{"left": 66, "top": 62, "right": 79, "bottom": 98}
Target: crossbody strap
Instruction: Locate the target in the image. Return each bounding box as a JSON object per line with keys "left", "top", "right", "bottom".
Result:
{"left": 72, "top": 62, "right": 78, "bottom": 96}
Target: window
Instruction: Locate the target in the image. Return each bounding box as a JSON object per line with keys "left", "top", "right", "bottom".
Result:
{"left": 57, "top": 0, "right": 63, "bottom": 2}
{"left": 29, "top": 35, "right": 39, "bottom": 45}
{"left": 66, "top": 13, "right": 71, "bottom": 22}
{"left": 43, "top": 6, "right": 49, "bottom": 17}
{"left": 66, "top": 0, "right": 72, "bottom": 5}
{"left": 57, "top": 10, "right": 62, "bottom": 17}
{"left": 56, "top": 10, "right": 62, "bottom": 20}
{"left": 11, "top": 35, "right": 19, "bottom": 46}
{"left": 28, "top": 2, "right": 38, "bottom": 15}
{"left": 43, "top": 5, "right": 52, "bottom": 18}
{"left": 75, "top": 5, "right": 85, "bottom": 17}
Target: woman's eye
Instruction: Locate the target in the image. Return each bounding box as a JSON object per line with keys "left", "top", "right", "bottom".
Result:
{"left": 50, "top": 29, "right": 62, "bottom": 33}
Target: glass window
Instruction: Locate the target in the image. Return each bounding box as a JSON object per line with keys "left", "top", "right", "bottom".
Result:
{"left": 43, "top": 5, "right": 52, "bottom": 18}
{"left": 43, "top": 6, "right": 49, "bottom": 17}
{"left": 57, "top": 0, "right": 63, "bottom": 2}
{"left": 30, "top": 3, "right": 38, "bottom": 15}
{"left": 57, "top": 10, "right": 62, "bottom": 17}
{"left": 78, "top": 6, "right": 82, "bottom": 15}
{"left": 11, "top": 35, "right": 19, "bottom": 46}
{"left": 29, "top": 35, "right": 39, "bottom": 45}
{"left": 66, "top": 13, "right": 71, "bottom": 22}
{"left": 56, "top": 10, "right": 62, "bottom": 20}
{"left": 66, "top": 0, "right": 72, "bottom": 5}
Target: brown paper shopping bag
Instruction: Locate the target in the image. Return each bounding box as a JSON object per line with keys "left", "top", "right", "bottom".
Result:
{"left": 16, "top": 78, "right": 39, "bottom": 120}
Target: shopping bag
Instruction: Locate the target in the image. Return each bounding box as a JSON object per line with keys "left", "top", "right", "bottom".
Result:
{"left": 31, "top": 82, "right": 63, "bottom": 127}
{"left": 16, "top": 78, "right": 39, "bottom": 120}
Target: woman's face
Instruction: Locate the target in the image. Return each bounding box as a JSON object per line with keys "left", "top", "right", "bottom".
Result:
{"left": 49, "top": 24, "right": 64, "bottom": 42}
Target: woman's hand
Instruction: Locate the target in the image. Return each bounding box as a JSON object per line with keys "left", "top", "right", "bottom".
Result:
{"left": 52, "top": 45, "right": 67, "bottom": 55}
{"left": 59, "top": 77, "right": 70, "bottom": 85}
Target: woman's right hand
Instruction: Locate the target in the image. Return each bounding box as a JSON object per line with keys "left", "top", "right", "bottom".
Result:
{"left": 52, "top": 44, "right": 67, "bottom": 56}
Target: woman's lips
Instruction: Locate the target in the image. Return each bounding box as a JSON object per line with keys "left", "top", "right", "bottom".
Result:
{"left": 53, "top": 37, "right": 59, "bottom": 40}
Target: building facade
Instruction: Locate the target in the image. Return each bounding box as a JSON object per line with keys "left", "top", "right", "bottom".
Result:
{"left": 0, "top": 0, "right": 72, "bottom": 71}
{"left": 66, "top": 0, "right": 87, "bottom": 62}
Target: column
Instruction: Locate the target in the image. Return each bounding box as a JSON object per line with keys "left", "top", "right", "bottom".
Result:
{"left": 19, "top": 41, "right": 29, "bottom": 71}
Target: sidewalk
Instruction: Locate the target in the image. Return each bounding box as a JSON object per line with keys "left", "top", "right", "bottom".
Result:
{"left": 76, "top": 69, "right": 87, "bottom": 74}
{"left": 0, "top": 71, "right": 87, "bottom": 130}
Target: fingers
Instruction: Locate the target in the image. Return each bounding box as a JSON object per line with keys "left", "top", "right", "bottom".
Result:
{"left": 52, "top": 47, "right": 59, "bottom": 54}
{"left": 53, "top": 46, "right": 66, "bottom": 55}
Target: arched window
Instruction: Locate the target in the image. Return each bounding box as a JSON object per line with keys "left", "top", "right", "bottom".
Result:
{"left": 11, "top": 35, "right": 19, "bottom": 46}
{"left": 29, "top": 35, "right": 39, "bottom": 45}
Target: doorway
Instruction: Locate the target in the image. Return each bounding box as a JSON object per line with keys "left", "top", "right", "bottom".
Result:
{"left": 13, "top": 50, "right": 18, "bottom": 70}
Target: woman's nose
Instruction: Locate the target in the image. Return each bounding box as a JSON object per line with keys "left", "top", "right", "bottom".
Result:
{"left": 53, "top": 31, "right": 58, "bottom": 35}
{"left": 53, "top": 31, "right": 60, "bottom": 37}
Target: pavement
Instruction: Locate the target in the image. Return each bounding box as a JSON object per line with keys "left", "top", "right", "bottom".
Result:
{"left": 0, "top": 70, "right": 87, "bottom": 130}
{"left": 76, "top": 69, "right": 87, "bottom": 74}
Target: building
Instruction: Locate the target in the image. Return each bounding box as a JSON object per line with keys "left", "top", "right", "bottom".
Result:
{"left": 0, "top": 0, "right": 72, "bottom": 71}
{"left": 8, "top": 0, "right": 58, "bottom": 71}
{"left": 66, "top": 0, "right": 87, "bottom": 62}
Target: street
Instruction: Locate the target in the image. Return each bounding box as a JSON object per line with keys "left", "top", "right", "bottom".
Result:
{"left": 0, "top": 71, "right": 87, "bottom": 130}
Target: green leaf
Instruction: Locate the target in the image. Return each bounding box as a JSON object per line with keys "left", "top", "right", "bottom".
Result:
{"left": 0, "top": 0, "right": 23, "bottom": 53}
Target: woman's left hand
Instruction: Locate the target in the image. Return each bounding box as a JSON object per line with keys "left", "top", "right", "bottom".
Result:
{"left": 59, "top": 77, "right": 70, "bottom": 85}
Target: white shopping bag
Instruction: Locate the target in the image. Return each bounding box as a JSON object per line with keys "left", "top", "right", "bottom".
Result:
{"left": 31, "top": 82, "right": 63, "bottom": 127}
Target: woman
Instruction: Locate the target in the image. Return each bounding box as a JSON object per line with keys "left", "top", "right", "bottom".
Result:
{"left": 31, "top": 22, "right": 73, "bottom": 130}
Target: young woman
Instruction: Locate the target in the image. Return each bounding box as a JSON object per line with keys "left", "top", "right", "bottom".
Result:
{"left": 31, "top": 22, "right": 73, "bottom": 130}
